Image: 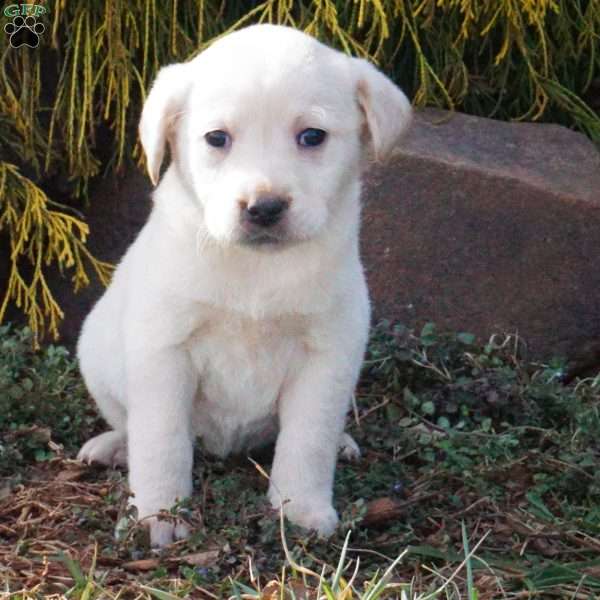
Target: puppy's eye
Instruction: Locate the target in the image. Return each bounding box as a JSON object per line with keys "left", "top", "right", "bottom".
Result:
{"left": 205, "top": 130, "right": 231, "bottom": 148}
{"left": 297, "top": 128, "right": 327, "bottom": 147}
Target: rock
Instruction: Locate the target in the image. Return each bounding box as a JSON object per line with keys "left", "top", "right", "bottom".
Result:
{"left": 361, "top": 108, "right": 600, "bottom": 360}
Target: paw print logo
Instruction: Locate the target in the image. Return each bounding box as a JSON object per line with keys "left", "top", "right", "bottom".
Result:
{"left": 4, "top": 15, "right": 45, "bottom": 48}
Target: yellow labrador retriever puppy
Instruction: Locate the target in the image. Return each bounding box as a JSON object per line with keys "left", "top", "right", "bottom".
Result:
{"left": 77, "top": 24, "right": 411, "bottom": 546}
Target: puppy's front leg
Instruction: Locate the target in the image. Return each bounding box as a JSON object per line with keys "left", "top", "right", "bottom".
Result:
{"left": 127, "top": 348, "right": 198, "bottom": 546}
{"left": 269, "top": 351, "right": 360, "bottom": 536}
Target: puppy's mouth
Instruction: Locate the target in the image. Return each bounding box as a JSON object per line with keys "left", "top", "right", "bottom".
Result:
{"left": 237, "top": 219, "right": 290, "bottom": 248}
{"left": 240, "top": 230, "right": 286, "bottom": 247}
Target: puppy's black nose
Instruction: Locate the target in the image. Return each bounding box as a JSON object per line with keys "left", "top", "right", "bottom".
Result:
{"left": 245, "top": 197, "right": 288, "bottom": 227}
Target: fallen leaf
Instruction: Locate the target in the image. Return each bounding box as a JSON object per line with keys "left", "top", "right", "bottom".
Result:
{"left": 362, "top": 496, "right": 404, "bottom": 526}
{"left": 180, "top": 549, "right": 219, "bottom": 567}
{"left": 56, "top": 468, "right": 86, "bottom": 482}
{"left": 122, "top": 558, "right": 160, "bottom": 572}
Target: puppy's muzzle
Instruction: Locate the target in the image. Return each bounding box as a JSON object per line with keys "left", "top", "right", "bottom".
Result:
{"left": 243, "top": 196, "right": 289, "bottom": 228}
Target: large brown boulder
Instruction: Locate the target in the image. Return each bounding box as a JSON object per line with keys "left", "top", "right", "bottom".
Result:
{"left": 362, "top": 109, "right": 600, "bottom": 362}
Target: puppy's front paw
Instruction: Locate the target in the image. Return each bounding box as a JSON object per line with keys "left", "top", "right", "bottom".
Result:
{"left": 270, "top": 491, "right": 339, "bottom": 536}
{"left": 128, "top": 500, "right": 193, "bottom": 547}
{"left": 144, "top": 516, "right": 190, "bottom": 547}
{"left": 288, "top": 502, "right": 339, "bottom": 536}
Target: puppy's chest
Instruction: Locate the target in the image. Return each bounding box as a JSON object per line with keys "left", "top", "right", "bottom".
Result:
{"left": 186, "top": 310, "right": 305, "bottom": 452}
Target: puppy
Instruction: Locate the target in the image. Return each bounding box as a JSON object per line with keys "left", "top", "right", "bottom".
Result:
{"left": 77, "top": 24, "right": 411, "bottom": 547}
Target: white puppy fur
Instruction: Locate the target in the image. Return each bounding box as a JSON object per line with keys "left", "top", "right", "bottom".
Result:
{"left": 77, "top": 24, "right": 411, "bottom": 547}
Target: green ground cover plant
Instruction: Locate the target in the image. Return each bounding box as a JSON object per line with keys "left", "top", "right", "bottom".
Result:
{"left": 1, "top": 322, "right": 599, "bottom": 598}
{"left": 1, "top": 0, "right": 599, "bottom": 339}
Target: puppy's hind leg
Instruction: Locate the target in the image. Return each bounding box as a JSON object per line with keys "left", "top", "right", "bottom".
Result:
{"left": 78, "top": 361, "right": 128, "bottom": 468}
{"left": 77, "top": 313, "right": 128, "bottom": 468}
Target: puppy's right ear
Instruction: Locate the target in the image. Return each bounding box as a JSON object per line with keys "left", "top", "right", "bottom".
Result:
{"left": 139, "top": 63, "right": 191, "bottom": 186}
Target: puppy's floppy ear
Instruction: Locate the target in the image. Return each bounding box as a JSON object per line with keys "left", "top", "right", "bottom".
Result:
{"left": 139, "top": 63, "right": 191, "bottom": 186}
{"left": 353, "top": 58, "right": 412, "bottom": 162}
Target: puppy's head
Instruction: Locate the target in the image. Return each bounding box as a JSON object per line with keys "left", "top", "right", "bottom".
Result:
{"left": 140, "top": 25, "right": 411, "bottom": 248}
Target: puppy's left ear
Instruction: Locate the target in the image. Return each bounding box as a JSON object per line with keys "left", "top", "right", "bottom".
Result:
{"left": 139, "top": 62, "right": 191, "bottom": 186}
{"left": 353, "top": 58, "right": 412, "bottom": 162}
